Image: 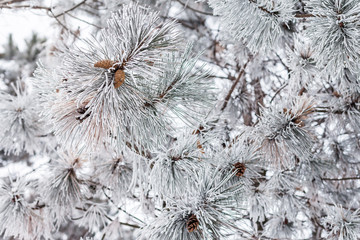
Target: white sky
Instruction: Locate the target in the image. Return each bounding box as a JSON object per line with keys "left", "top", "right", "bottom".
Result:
{"left": 0, "top": 8, "right": 55, "bottom": 51}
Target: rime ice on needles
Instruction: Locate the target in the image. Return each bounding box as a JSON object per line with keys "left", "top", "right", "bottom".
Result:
{"left": 266, "top": 171, "right": 304, "bottom": 221}
{"left": 142, "top": 167, "right": 245, "bottom": 240}
{"left": 149, "top": 132, "right": 205, "bottom": 196}
{"left": 321, "top": 204, "right": 360, "bottom": 240}
{"left": 328, "top": 92, "right": 360, "bottom": 133}
{"left": 0, "top": 82, "right": 46, "bottom": 155}
{"left": 208, "top": 0, "right": 295, "bottom": 52}
{"left": 34, "top": 4, "right": 183, "bottom": 151}
{"left": 94, "top": 152, "right": 132, "bottom": 202}
{"left": 0, "top": 177, "right": 51, "bottom": 240}
{"left": 213, "top": 138, "right": 262, "bottom": 190}
{"left": 254, "top": 95, "right": 315, "bottom": 169}
{"left": 305, "top": 0, "right": 360, "bottom": 86}
{"left": 146, "top": 44, "right": 214, "bottom": 125}
{"left": 247, "top": 181, "right": 273, "bottom": 224}
{"left": 42, "top": 153, "right": 86, "bottom": 222}
{"left": 263, "top": 215, "right": 298, "bottom": 239}
{"left": 73, "top": 200, "right": 110, "bottom": 232}
{"left": 286, "top": 37, "right": 317, "bottom": 91}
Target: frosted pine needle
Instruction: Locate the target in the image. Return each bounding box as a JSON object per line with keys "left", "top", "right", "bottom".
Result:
{"left": 254, "top": 95, "right": 315, "bottom": 169}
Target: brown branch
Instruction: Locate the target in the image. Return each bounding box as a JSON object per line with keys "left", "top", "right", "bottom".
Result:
{"left": 157, "top": 79, "right": 177, "bottom": 100}
{"left": 48, "top": 9, "right": 80, "bottom": 39}
{"left": 252, "top": 77, "right": 264, "bottom": 117}
{"left": 294, "top": 13, "right": 316, "bottom": 18}
{"left": 0, "top": 4, "right": 50, "bottom": 10}
{"left": 321, "top": 177, "right": 360, "bottom": 181}
{"left": 249, "top": 0, "right": 280, "bottom": 16}
{"left": 220, "top": 59, "right": 251, "bottom": 111}
{"left": 0, "top": 0, "right": 26, "bottom": 4}
{"left": 274, "top": 51, "right": 291, "bottom": 78}
{"left": 270, "top": 83, "right": 288, "bottom": 103}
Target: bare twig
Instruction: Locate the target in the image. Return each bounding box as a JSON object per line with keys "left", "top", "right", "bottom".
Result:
{"left": 67, "top": 12, "right": 101, "bottom": 29}
{"left": 294, "top": 13, "right": 316, "bottom": 18}
{"left": 176, "top": 0, "right": 213, "bottom": 16}
{"left": 102, "top": 187, "right": 145, "bottom": 225}
{"left": 270, "top": 83, "right": 288, "bottom": 103}
{"left": 74, "top": 206, "right": 140, "bottom": 228}
{"left": 0, "top": 4, "right": 50, "bottom": 10}
{"left": 48, "top": 9, "right": 80, "bottom": 39}
{"left": 220, "top": 59, "right": 251, "bottom": 111}
{"left": 321, "top": 177, "right": 360, "bottom": 181}
{"left": 54, "top": 0, "right": 87, "bottom": 18}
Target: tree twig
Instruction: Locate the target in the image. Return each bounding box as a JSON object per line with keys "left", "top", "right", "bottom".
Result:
{"left": 67, "top": 12, "right": 101, "bottom": 29}
{"left": 176, "top": 0, "right": 214, "bottom": 16}
{"left": 102, "top": 187, "right": 145, "bottom": 224}
{"left": 220, "top": 59, "right": 251, "bottom": 111}
{"left": 294, "top": 13, "right": 316, "bottom": 18}
{"left": 321, "top": 176, "right": 360, "bottom": 181}
{"left": 0, "top": 4, "right": 50, "bottom": 10}
{"left": 54, "top": 0, "right": 87, "bottom": 18}
{"left": 270, "top": 83, "right": 288, "bottom": 103}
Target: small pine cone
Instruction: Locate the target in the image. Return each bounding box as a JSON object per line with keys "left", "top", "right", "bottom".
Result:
{"left": 114, "top": 69, "right": 126, "bottom": 88}
{"left": 186, "top": 214, "right": 199, "bottom": 233}
{"left": 232, "top": 162, "right": 246, "bottom": 177}
{"left": 94, "top": 59, "right": 114, "bottom": 69}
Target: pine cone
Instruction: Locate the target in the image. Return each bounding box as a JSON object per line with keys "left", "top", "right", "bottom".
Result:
{"left": 114, "top": 69, "right": 126, "bottom": 88}
{"left": 232, "top": 162, "right": 246, "bottom": 177}
{"left": 186, "top": 214, "right": 199, "bottom": 233}
{"left": 94, "top": 59, "right": 114, "bottom": 69}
